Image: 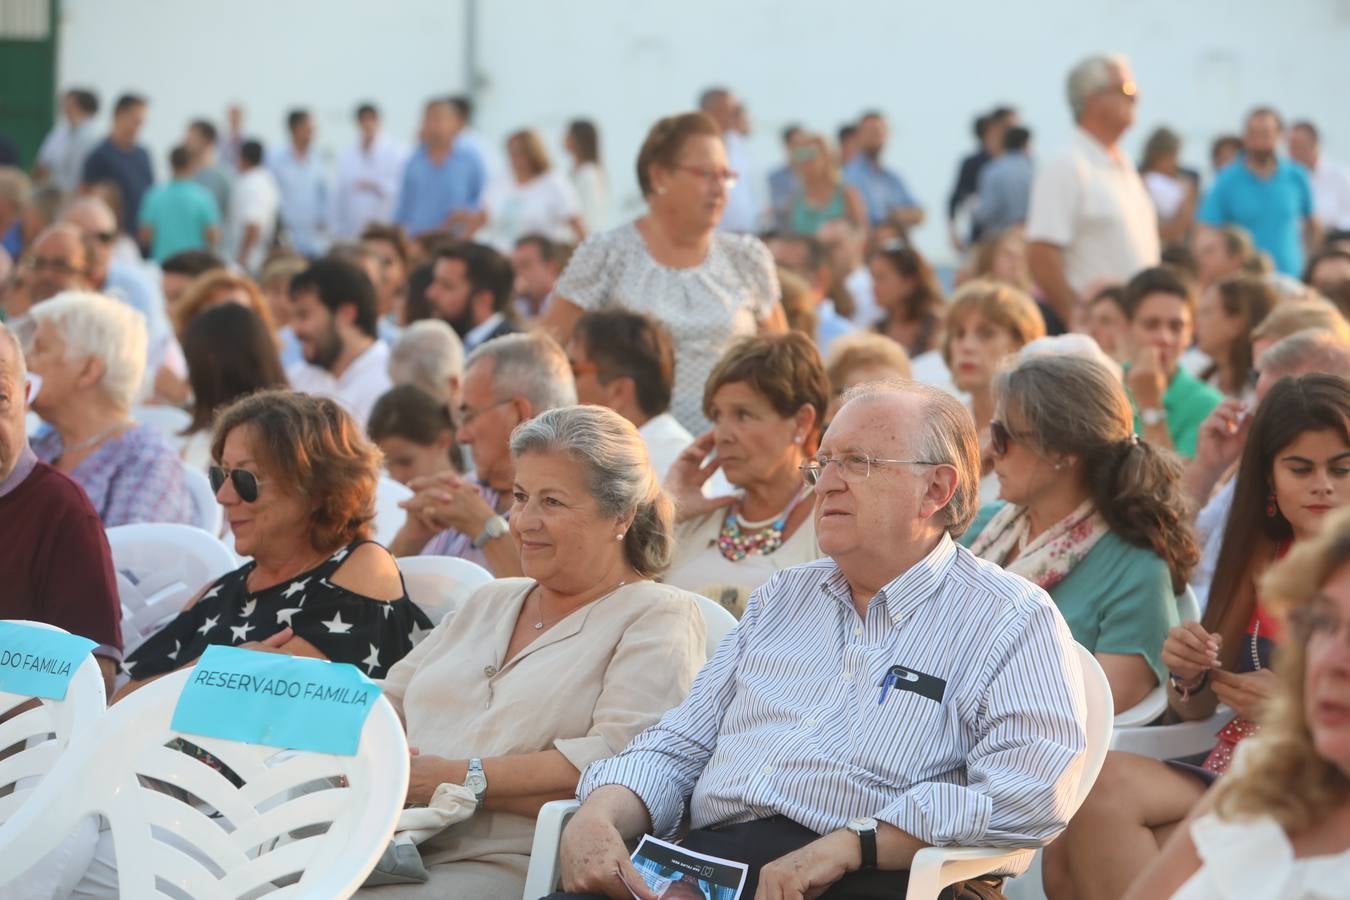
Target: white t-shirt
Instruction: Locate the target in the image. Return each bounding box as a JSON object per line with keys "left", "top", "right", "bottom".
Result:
{"left": 331, "top": 134, "right": 407, "bottom": 240}
{"left": 571, "top": 162, "right": 609, "bottom": 234}
{"left": 1144, "top": 171, "right": 1187, "bottom": 220}
{"left": 482, "top": 170, "right": 581, "bottom": 250}
{"left": 1308, "top": 158, "right": 1350, "bottom": 230}
{"left": 229, "top": 167, "right": 281, "bottom": 273}
{"left": 638, "top": 412, "right": 694, "bottom": 483}
{"left": 1026, "top": 128, "right": 1161, "bottom": 293}
{"left": 286, "top": 340, "right": 392, "bottom": 430}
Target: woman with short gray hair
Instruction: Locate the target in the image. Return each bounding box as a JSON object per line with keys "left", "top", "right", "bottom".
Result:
{"left": 366, "top": 405, "right": 705, "bottom": 899}
{"left": 26, "top": 290, "right": 195, "bottom": 526}
{"left": 962, "top": 353, "right": 1197, "bottom": 713}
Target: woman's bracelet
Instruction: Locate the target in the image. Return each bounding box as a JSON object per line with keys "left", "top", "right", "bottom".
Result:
{"left": 1168, "top": 670, "right": 1211, "bottom": 701}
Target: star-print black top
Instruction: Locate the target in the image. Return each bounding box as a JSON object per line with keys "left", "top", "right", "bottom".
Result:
{"left": 123, "top": 540, "right": 432, "bottom": 681}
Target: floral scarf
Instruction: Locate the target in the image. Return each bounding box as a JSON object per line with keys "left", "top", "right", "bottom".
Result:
{"left": 967, "top": 499, "right": 1110, "bottom": 591}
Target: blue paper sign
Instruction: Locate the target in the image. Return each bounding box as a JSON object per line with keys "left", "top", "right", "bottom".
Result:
{"left": 170, "top": 645, "right": 383, "bottom": 756}
{"left": 0, "top": 621, "right": 97, "bottom": 700}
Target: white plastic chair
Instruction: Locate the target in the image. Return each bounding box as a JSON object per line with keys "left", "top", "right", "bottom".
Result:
{"left": 396, "top": 555, "right": 494, "bottom": 628}
{"left": 521, "top": 644, "right": 1113, "bottom": 900}
{"left": 182, "top": 465, "right": 225, "bottom": 536}
{"left": 133, "top": 404, "right": 193, "bottom": 446}
{"left": 691, "top": 594, "right": 738, "bottom": 659}
{"left": 373, "top": 477, "right": 413, "bottom": 548}
{"left": 1112, "top": 587, "right": 1203, "bottom": 729}
{"left": 106, "top": 523, "right": 239, "bottom": 656}
{"left": 0, "top": 666, "right": 409, "bottom": 898}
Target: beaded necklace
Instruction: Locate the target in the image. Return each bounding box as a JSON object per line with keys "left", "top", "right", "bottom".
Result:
{"left": 716, "top": 486, "right": 811, "bottom": 562}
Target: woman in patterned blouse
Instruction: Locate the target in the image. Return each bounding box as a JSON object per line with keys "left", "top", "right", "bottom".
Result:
{"left": 116, "top": 390, "right": 430, "bottom": 695}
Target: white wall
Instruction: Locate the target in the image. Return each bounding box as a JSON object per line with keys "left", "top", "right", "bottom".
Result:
{"left": 59, "top": 0, "right": 1350, "bottom": 262}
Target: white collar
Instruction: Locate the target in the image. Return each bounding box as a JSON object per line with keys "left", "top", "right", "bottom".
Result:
{"left": 464, "top": 312, "right": 505, "bottom": 349}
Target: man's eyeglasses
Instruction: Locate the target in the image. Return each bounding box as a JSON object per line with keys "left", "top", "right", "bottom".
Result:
{"left": 23, "top": 257, "right": 84, "bottom": 276}
{"left": 799, "top": 452, "right": 943, "bottom": 487}
{"left": 93, "top": 230, "right": 118, "bottom": 245}
{"left": 208, "top": 465, "right": 268, "bottom": 503}
{"left": 989, "top": 420, "right": 1034, "bottom": 458}
{"left": 458, "top": 398, "right": 516, "bottom": 429}
{"left": 673, "top": 165, "right": 739, "bottom": 189}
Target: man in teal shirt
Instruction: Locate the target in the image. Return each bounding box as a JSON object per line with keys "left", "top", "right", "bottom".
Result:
{"left": 1198, "top": 107, "right": 1317, "bottom": 276}
{"left": 1123, "top": 266, "right": 1222, "bottom": 457}
{"left": 138, "top": 145, "right": 220, "bottom": 261}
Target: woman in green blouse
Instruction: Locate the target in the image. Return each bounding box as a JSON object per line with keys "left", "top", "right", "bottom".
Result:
{"left": 962, "top": 352, "right": 1199, "bottom": 713}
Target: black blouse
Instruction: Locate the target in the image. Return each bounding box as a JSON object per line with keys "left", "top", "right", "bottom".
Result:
{"left": 124, "top": 540, "right": 431, "bottom": 681}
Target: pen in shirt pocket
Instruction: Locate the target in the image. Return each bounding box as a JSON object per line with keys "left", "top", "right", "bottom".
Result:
{"left": 876, "top": 670, "right": 899, "bottom": 705}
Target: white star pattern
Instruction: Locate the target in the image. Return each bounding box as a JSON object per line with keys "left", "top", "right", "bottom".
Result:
{"left": 122, "top": 658, "right": 137, "bottom": 676}
{"left": 240, "top": 599, "right": 257, "bottom": 619}
{"left": 361, "top": 643, "right": 381, "bottom": 671}
{"left": 275, "top": 607, "right": 301, "bottom": 627}
{"left": 331, "top": 547, "right": 350, "bottom": 563}
{"left": 382, "top": 604, "right": 392, "bottom": 617}
{"left": 196, "top": 616, "right": 219, "bottom": 636}
{"left": 169, "top": 640, "right": 181, "bottom": 660}
{"left": 201, "top": 584, "right": 223, "bottom": 602}
{"left": 230, "top": 624, "right": 252, "bottom": 643}
{"left": 322, "top": 613, "right": 353, "bottom": 634}
{"left": 281, "top": 578, "right": 310, "bottom": 599}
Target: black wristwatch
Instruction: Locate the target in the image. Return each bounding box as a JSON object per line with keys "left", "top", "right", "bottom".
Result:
{"left": 846, "top": 816, "right": 878, "bottom": 870}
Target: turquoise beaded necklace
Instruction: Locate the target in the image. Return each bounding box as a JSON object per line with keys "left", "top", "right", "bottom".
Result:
{"left": 716, "top": 486, "right": 811, "bottom": 562}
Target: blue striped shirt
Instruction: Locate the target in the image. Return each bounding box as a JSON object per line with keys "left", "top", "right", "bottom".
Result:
{"left": 579, "top": 534, "right": 1087, "bottom": 870}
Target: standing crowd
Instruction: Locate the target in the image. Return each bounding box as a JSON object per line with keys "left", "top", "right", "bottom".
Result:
{"left": 3, "top": 49, "right": 1350, "bottom": 899}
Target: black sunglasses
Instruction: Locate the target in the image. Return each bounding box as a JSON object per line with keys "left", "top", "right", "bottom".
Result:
{"left": 989, "top": 420, "right": 1032, "bottom": 457}
{"left": 208, "top": 465, "right": 266, "bottom": 503}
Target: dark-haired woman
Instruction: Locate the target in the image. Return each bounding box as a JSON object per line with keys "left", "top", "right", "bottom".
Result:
{"left": 367, "top": 384, "right": 463, "bottom": 486}
{"left": 564, "top": 118, "right": 608, "bottom": 234}
{"left": 539, "top": 112, "right": 785, "bottom": 432}
{"left": 1194, "top": 275, "right": 1276, "bottom": 400}
{"left": 868, "top": 242, "right": 946, "bottom": 359}
{"left": 963, "top": 353, "right": 1195, "bottom": 714}
{"left": 1044, "top": 373, "right": 1350, "bottom": 900}
{"left": 179, "top": 302, "right": 289, "bottom": 471}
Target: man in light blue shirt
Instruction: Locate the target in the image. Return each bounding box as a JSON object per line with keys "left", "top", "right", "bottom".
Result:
{"left": 843, "top": 112, "right": 924, "bottom": 229}
{"left": 1198, "top": 107, "right": 1317, "bottom": 276}
{"left": 551, "top": 382, "right": 1086, "bottom": 898}
{"left": 137, "top": 146, "right": 220, "bottom": 261}
{"left": 269, "top": 109, "right": 329, "bottom": 258}
{"left": 394, "top": 98, "right": 487, "bottom": 237}
{"left": 974, "top": 126, "right": 1034, "bottom": 236}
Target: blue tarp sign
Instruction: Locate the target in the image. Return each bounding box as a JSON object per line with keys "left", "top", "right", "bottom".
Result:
{"left": 0, "top": 622, "right": 97, "bottom": 700}
{"left": 171, "top": 645, "right": 382, "bottom": 756}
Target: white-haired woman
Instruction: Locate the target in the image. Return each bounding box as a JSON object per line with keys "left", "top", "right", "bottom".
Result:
{"left": 26, "top": 291, "right": 194, "bottom": 527}
{"left": 360, "top": 405, "right": 706, "bottom": 898}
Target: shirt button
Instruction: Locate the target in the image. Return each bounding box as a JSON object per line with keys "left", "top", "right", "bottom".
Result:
{"left": 853, "top": 626, "right": 862, "bottom": 637}
{"left": 805, "top": 718, "right": 818, "bottom": 728}
{"left": 762, "top": 765, "right": 773, "bottom": 776}
{"left": 483, "top": 664, "right": 498, "bottom": 677}
{"left": 841, "top": 671, "right": 853, "bottom": 682}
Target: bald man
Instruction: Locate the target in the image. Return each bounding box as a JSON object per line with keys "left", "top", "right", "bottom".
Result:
{"left": 23, "top": 224, "right": 93, "bottom": 303}
{"left": 0, "top": 324, "right": 122, "bottom": 695}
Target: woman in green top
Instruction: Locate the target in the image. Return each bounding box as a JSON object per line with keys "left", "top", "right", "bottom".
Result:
{"left": 784, "top": 132, "right": 867, "bottom": 236}
{"left": 962, "top": 353, "right": 1198, "bottom": 714}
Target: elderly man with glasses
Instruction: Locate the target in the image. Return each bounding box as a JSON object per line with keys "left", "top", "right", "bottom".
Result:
{"left": 549, "top": 379, "right": 1088, "bottom": 900}
{"left": 387, "top": 332, "right": 576, "bottom": 576}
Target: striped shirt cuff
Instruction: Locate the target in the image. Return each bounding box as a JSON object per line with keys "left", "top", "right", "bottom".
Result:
{"left": 876, "top": 783, "right": 993, "bottom": 848}
{"left": 578, "top": 753, "right": 688, "bottom": 840}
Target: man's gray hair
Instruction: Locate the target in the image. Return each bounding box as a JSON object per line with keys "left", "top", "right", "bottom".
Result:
{"left": 27, "top": 291, "right": 147, "bottom": 410}
{"left": 388, "top": 319, "right": 464, "bottom": 403}
{"left": 1066, "top": 53, "right": 1129, "bottom": 120}
{"left": 466, "top": 331, "right": 576, "bottom": 412}
{"left": 0, "top": 322, "right": 25, "bottom": 383}
{"left": 1261, "top": 329, "right": 1350, "bottom": 381}
{"left": 510, "top": 405, "right": 674, "bottom": 577}
{"left": 840, "top": 379, "right": 981, "bottom": 536}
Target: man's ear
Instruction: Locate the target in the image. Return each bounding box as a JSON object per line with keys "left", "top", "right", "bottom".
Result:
{"left": 606, "top": 375, "right": 638, "bottom": 412}
{"left": 918, "top": 464, "right": 959, "bottom": 523}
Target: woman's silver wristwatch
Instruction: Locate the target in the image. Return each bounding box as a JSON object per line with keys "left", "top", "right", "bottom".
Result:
{"left": 472, "top": 515, "right": 508, "bottom": 549}
{"left": 464, "top": 757, "right": 488, "bottom": 805}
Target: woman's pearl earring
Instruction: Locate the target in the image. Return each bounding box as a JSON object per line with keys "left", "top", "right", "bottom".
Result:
{"left": 616, "top": 533, "right": 626, "bottom": 541}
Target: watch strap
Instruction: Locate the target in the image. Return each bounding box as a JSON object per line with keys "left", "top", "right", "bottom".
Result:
{"left": 857, "top": 824, "right": 877, "bottom": 869}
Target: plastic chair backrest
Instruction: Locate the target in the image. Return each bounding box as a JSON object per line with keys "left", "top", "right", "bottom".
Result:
{"left": 1178, "top": 586, "right": 1201, "bottom": 623}
{"left": 0, "top": 621, "right": 107, "bottom": 824}
{"left": 692, "top": 594, "right": 738, "bottom": 659}
{"left": 396, "top": 555, "right": 494, "bottom": 628}
{"left": 1071, "top": 642, "right": 1114, "bottom": 807}
{"left": 0, "top": 667, "right": 409, "bottom": 898}
{"left": 132, "top": 405, "right": 193, "bottom": 446}
{"left": 106, "top": 524, "right": 239, "bottom": 651}
{"left": 373, "top": 478, "right": 413, "bottom": 548}
{"left": 182, "top": 465, "right": 224, "bottom": 536}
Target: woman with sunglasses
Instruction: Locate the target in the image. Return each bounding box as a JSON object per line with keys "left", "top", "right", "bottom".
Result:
{"left": 1045, "top": 373, "right": 1350, "bottom": 900}
{"left": 663, "top": 333, "right": 828, "bottom": 617}
{"left": 780, "top": 132, "right": 867, "bottom": 236}
{"left": 538, "top": 111, "right": 786, "bottom": 433}
{"left": 117, "top": 390, "right": 431, "bottom": 695}
{"left": 964, "top": 353, "right": 1194, "bottom": 715}
{"left": 1126, "top": 504, "right": 1350, "bottom": 898}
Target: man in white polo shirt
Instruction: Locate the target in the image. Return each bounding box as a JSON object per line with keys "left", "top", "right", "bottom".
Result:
{"left": 1027, "top": 53, "right": 1159, "bottom": 331}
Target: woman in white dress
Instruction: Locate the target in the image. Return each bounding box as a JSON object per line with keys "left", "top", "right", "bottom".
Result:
{"left": 565, "top": 119, "right": 608, "bottom": 233}
{"left": 460, "top": 129, "right": 585, "bottom": 251}
{"left": 1126, "top": 505, "right": 1350, "bottom": 899}
{"left": 540, "top": 112, "right": 786, "bottom": 433}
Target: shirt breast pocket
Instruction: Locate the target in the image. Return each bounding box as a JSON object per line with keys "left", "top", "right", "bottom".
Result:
{"left": 856, "top": 686, "right": 958, "bottom": 784}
